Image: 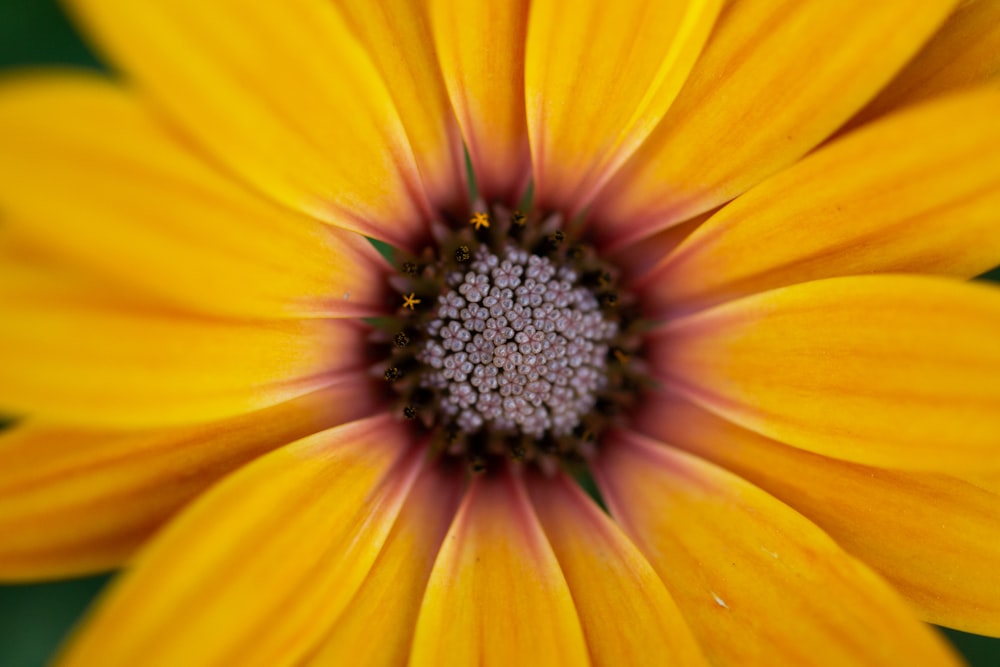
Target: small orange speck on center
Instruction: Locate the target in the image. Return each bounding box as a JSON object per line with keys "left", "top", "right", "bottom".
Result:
{"left": 402, "top": 292, "right": 421, "bottom": 310}
{"left": 470, "top": 211, "right": 490, "bottom": 230}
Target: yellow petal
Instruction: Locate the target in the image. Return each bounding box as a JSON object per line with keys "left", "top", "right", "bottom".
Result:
{"left": 306, "top": 460, "right": 463, "bottom": 667}
{"left": 0, "top": 73, "right": 389, "bottom": 319}
{"left": 0, "top": 257, "right": 367, "bottom": 427}
{"left": 640, "top": 87, "right": 1000, "bottom": 316}
{"left": 525, "top": 0, "right": 722, "bottom": 214}
{"left": 634, "top": 390, "right": 1000, "bottom": 636}
{"left": 409, "top": 469, "right": 590, "bottom": 667}
{"left": 526, "top": 472, "right": 708, "bottom": 667}
{"left": 845, "top": 0, "right": 1000, "bottom": 133}
{"left": 58, "top": 416, "right": 424, "bottom": 667}
{"left": 333, "top": 0, "right": 468, "bottom": 213}
{"left": 430, "top": 0, "right": 532, "bottom": 204}
{"left": 595, "top": 432, "right": 962, "bottom": 666}
{"left": 65, "top": 0, "right": 432, "bottom": 247}
{"left": 590, "top": 0, "right": 957, "bottom": 249}
{"left": 0, "top": 375, "right": 379, "bottom": 580}
{"left": 651, "top": 275, "right": 1000, "bottom": 470}
{"left": 969, "top": 471, "right": 1000, "bottom": 495}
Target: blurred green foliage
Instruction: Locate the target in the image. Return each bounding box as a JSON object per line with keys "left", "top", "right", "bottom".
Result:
{"left": 0, "top": 0, "right": 103, "bottom": 70}
{"left": 0, "top": 1, "right": 997, "bottom": 665}
{"left": 0, "top": 575, "right": 110, "bottom": 666}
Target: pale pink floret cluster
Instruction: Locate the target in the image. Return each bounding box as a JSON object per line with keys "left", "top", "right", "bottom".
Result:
{"left": 418, "top": 244, "right": 616, "bottom": 437}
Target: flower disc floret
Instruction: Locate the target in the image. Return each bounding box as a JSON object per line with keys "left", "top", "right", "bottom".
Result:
{"left": 418, "top": 244, "right": 617, "bottom": 439}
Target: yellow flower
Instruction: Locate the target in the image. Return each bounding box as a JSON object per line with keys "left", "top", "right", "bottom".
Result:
{"left": 1, "top": 1, "right": 1000, "bottom": 666}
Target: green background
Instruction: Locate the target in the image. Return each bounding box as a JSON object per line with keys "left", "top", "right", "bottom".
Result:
{"left": 1, "top": 0, "right": 998, "bottom": 664}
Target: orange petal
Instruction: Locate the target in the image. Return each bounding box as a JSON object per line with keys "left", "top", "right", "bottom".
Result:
{"left": 526, "top": 472, "right": 708, "bottom": 667}
{"left": 609, "top": 212, "right": 708, "bottom": 285}
{"left": 430, "top": 0, "right": 532, "bottom": 204}
{"left": 65, "top": 0, "right": 432, "bottom": 247}
{"left": 640, "top": 87, "right": 1000, "bottom": 316}
{"left": 650, "top": 275, "right": 1000, "bottom": 470}
{"left": 333, "top": 0, "right": 468, "bottom": 213}
{"left": 305, "top": 461, "right": 463, "bottom": 667}
{"left": 0, "top": 73, "right": 389, "bottom": 319}
{"left": 525, "top": 0, "right": 722, "bottom": 214}
{"left": 0, "top": 375, "right": 380, "bottom": 580}
{"left": 634, "top": 390, "right": 1000, "bottom": 636}
{"left": 409, "top": 469, "right": 590, "bottom": 667}
{"left": 58, "top": 416, "right": 424, "bottom": 667}
{"left": 844, "top": 0, "right": 1000, "bottom": 133}
{"left": 0, "top": 257, "right": 367, "bottom": 427}
{"left": 589, "top": 0, "right": 957, "bottom": 250}
{"left": 595, "top": 432, "right": 962, "bottom": 666}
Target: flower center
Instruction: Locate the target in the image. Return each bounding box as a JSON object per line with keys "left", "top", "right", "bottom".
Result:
{"left": 378, "top": 207, "right": 641, "bottom": 472}
{"left": 419, "top": 242, "right": 615, "bottom": 438}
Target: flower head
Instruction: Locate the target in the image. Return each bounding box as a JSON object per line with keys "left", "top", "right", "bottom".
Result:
{"left": 2, "top": 1, "right": 1000, "bottom": 666}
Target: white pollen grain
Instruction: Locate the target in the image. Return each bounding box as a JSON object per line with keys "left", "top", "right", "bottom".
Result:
{"left": 711, "top": 592, "right": 729, "bottom": 609}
